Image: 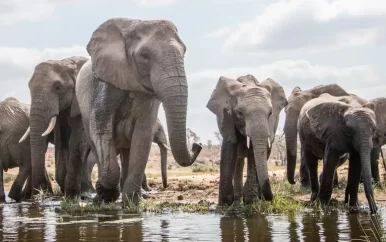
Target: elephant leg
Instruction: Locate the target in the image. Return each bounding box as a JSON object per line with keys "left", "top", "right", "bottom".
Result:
{"left": 120, "top": 149, "right": 130, "bottom": 191}
{"left": 64, "top": 122, "right": 86, "bottom": 197}
{"left": 233, "top": 157, "right": 245, "bottom": 204}
{"left": 21, "top": 176, "right": 32, "bottom": 200}
{"left": 122, "top": 119, "right": 155, "bottom": 206}
{"left": 44, "top": 168, "right": 53, "bottom": 194}
{"left": 299, "top": 150, "right": 310, "bottom": 187}
{"left": 344, "top": 152, "right": 361, "bottom": 208}
{"left": 218, "top": 141, "right": 238, "bottom": 206}
{"left": 333, "top": 171, "right": 339, "bottom": 188}
{"left": 141, "top": 173, "right": 152, "bottom": 192}
{"left": 303, "top": 148, "right": 319, "bottom": 202}
{"left": 8, "top": 165, "right": 30, "bottom": 202}
{"left": 243, "top": 146, "right": 260, "bottom": 204}
{"left": 0, "top": 161, "right": 5, "bottom": 203}
{"left": 370, "top": 147, "right": 380, "bottom": 185}
{"left": 318, "top": 148, "right": 339, "bottom": 204}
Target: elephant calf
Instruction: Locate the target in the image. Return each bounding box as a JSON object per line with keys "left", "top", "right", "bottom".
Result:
{"left": 298, "top": 96, "right": 378, "bottom": 213}
{"left": 0, "top": 97, "right": 52, "bottom": 202}
{"left": 207, "top": 75, "right": 287, "bottom": 205}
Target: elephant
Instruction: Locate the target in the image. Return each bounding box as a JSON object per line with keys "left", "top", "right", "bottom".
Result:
{"left": 82, "top": 118, "right": 170, "bottom": 193}
{"left": 206, "top": 75, "right": 288, "bottom": 205}
{"left": 19, "top": 56, "right": 90, "bottom": 197}
{"left": 0, "top": 97, "right": 53, "bottom": 202}
{"left": 75, "top": 18, "right": 202, "bottom": 205}
{"left": 298, "top": 96, "right": 378, "bottom": 213}
{"left": 283, "top": 84, "right": 373, "bottom": 186}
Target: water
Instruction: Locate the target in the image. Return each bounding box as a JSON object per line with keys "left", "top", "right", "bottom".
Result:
{"left": 0, "top": 201, "right": 385, "bottom": 241}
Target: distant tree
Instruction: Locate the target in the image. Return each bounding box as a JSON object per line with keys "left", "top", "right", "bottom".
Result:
{"left": 214, "top": 131, "right": 222, "bottom": 146}
{"left": 207, "top": 140, "right": 213, "bottom": 150}
{"left": 272, "top": 128, "right": 286, "bottom": 166}
{"left": 187, "top": 128, "right": 200, "bottom": 147}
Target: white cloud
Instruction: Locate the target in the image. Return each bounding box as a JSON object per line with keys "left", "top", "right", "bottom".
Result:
{"left": 132, "top": 0, "right": 177, "bottom": 6}
{"left": 0, "top": 45, "right": 88, "bottom": 104}
{"left": 216, "top": 0, "right": 386, "bottom": 53}
{"left": 0, "top": 0, "right": 73, "bottom": 24}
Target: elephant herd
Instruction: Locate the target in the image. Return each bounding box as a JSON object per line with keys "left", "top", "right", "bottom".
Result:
{"left": 0, "top": 17, "right": 385, "bottom": 214}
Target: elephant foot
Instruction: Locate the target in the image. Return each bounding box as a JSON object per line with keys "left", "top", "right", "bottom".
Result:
{"left": 81, "top": 192, "right": 94, "bottom": 200}
{"left": 300, "top": 179, "right": 310, "bottom": 188}
{"left": 122, "top": 191, "right": 142, "bottom": 207}
{"left": 8, "top": 191, "right": 21, "bottom": 203}
{"left": 311, "top": 192, "right": 318, "bottom": 202}
{"left": 95, "top": 180, "right": 120, "bottom": 203}
{"left": 0, "top": 194, "right": 6, "bottom": 203}
{"left": 218, "top": 194, "right": 234, "bottom": 206}
{"left": 142, "top": 184, "right": 152, "bottom": 192}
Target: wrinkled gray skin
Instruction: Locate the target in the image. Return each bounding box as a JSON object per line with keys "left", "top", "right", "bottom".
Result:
{"left": 298, "top": 97, "right": 378, "bottom": 214}
{"left": 75, "top": 18, "right": 202, "bottom": 205}
{"left": 283, "top": 84, "right": 370, "bottom": 186}
{"left": 0, "top": 98, "right": 53, "bottom": 202}
{"left": 83, "top": 119, "right": 170, "bottom": 193}
{"left": 207, "top": 75, "right": 287, "bottom": 205}
{"left": 20, "top": 56, "right": 90, "bottom": 197}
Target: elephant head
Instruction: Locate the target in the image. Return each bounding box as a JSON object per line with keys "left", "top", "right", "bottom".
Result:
{"left": 207, "top": 75, "right": 287, "bottom": 201}
{"left": 284, "top": 84, "right": 349, "bottom": 184}
{"left": 305, "top": 101, "right": 377, "bottom": 213}
{"left": 21, "top": 56, "right": 89, "bottom": 192}
{"left": 366, "top": 98, "right": 386, "bottom": 147}
{"left": 86, "top": 18, "right": 201, "bottom": 170}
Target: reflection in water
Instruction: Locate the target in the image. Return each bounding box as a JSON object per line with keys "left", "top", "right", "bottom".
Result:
{"left": 0, "top": 202, "right": 385, "bottom": 241}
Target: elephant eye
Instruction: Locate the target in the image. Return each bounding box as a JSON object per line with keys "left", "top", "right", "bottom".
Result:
{"left": 139, "top": 52, "right": 150, "bottom": 61}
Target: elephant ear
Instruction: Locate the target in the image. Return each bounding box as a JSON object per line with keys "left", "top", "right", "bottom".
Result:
{"left": 207, "top": 76, "right": 243, "bottom": 142}
{"left": 308, "top": 84, "right": 349, "bottom": 98}
{"left": 368, "top": 98, "right": 386, "bottom": 145}
{"left": 70, "top": 97, "right": 80, "bottom": 118}
{"left": 305, "top": 101, "right": 350, "bottom": 144}
{"left": 260, "top": 78, "right": 288, "bottom": 141}
{"left": 87, "top": 18, "right": 147, "bottom": 92}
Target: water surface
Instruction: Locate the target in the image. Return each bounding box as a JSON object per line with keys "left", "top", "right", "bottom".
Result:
{"left": 0, "top": 200, "right": 385, "bottom": 241}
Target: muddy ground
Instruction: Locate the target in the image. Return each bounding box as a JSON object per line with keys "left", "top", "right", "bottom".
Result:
{"left": 4, "top": 145, "right": 386, "bottom": 205}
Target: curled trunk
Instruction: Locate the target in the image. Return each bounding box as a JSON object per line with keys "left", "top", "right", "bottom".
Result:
{"left": 156, "top": 60, "right": 201, "bottom": 167}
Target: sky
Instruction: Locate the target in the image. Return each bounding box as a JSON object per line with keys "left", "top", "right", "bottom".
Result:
{"left": 0, "top": 0, "right": 385, "bottom": 144}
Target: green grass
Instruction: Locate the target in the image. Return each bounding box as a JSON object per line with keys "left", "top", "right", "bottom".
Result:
{"left": 191, "top": 166, "right": 218, "bottom": 173}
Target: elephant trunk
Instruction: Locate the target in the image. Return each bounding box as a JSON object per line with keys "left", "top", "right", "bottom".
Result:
{"left": 250, "top": 125, "right": 273, "bottom": 201}
{"left": 360, "top": 146, "right": 377, "bottom": 214}
{"left": 29, "top": 90, "right": 59, "bottom": 192}
{"left": 155, "top": 60, "right": 201, "bottom": 167}
{"left": 159, "top": 143, "right": 168, "bottom": 188}
{"left": 284, "top": 111, "right": 299, "bottom": 184}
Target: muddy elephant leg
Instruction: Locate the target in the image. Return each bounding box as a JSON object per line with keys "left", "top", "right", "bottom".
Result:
{"left": 218, "top": 141, "right": 238, "bottom": 206}
{"left": 122, "top": 118, "right": 155, "bottom": 206}
{"left": 120, "top": 149, "right": 130, "bottom": 191}
{"left": 319, "top": 170, "right": 339, "bottom": 188}
{"left": 370, "top": 147, "right": 380, "bottom": 185}
{"left": 0, "top": 161, "right": 5, "bottom": 203}
{"left": 344, "top": 152, "right": 361, "bottom": 208}
{"left": 8, "top": 165, "right": 30, "bottom": 202}
{"left": 319, "top": 148, "right": 339, "bottom": 204}
{"left": 303, "top": 148, "right": 319, "bottom": 202}
{"left": 233, "top": 157, "right": 245, "bottom": 204}
{"left": 21, "top": 176, "right": 32, "bottom": 200}
{"left": 300, "top": 147, "right": 310, "bottom": 187}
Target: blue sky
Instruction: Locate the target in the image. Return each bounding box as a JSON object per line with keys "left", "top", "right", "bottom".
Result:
{"left": 1, "top": 0, "right": 385, "bottom": 143}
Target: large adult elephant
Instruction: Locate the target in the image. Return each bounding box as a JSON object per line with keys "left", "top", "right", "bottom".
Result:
{"left": 206, "top": 75, "right": 288, "bottom": 205}
{"left": 0, "top": 97, "right": 52, "bottom": 202}
{"left": 75, "top": 18, "right": 202, "bottom": 205}
{"left": 20, "top": 56, "right": 90, "bottom": 197}
{"left": 83, "top": 118, "right": 170, "bottom": 193}
{"left": 298, "top": 96, "right": 378, "bottom": 213}
{"left": 283, "top": 84, "right": 369, "bottom": 186}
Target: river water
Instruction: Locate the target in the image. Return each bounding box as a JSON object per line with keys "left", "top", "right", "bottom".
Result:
{"left": 0, "top": 199, "right": 385, "bottom": 241}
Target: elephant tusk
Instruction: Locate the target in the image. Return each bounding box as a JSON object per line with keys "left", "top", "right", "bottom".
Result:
{"left": 246, "top": 136, "right": 250, "bottom": 149}
{"left": 163, "top": 143, "right": 171, "bottom": 150}
{"left": 267, "top": 137, "right": 271, "bottom": 148}
{"left": 19, "top": 127, "right": 30, "bottom": 143}
{"left": 42, "top": 116, "right": 57, "bottom": 137}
